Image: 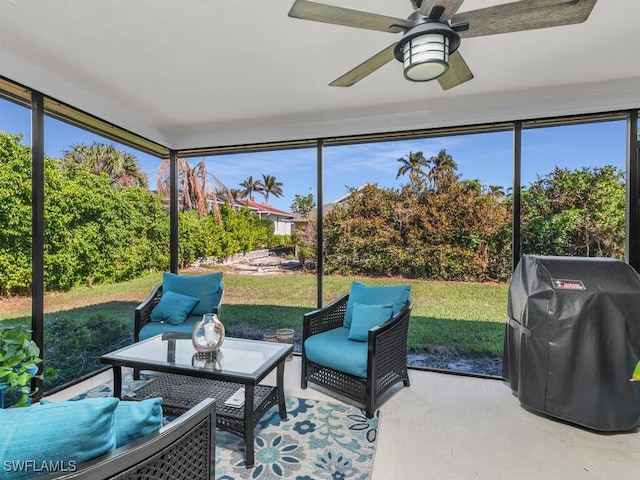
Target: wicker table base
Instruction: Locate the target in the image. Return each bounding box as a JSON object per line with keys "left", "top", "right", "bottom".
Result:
{"left": 126, "top": 373, "right": 281, "bottom": 466}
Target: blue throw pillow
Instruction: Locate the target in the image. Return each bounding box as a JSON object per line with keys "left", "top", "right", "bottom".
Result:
{"left": 114, "top": 397, "right": 163, "bottom": 448}
{"left": 0, "top": 397, "right": 118, "bottom": 480}
{"left": 40, "top": 397, "right": 163, "bottom": 450}
{"left": 344, "top": 281, "right": 411, "bottom": 328}
{"left": 150, "top": 290, "right": 200, "bottom": 325}
{"left": 163, "top": 272, "right": 223, "bottom": 316}
{"left": 348, "top": 302, "right": 394, "bottom": 342}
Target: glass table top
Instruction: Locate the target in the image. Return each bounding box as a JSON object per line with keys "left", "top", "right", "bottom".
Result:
{"left": 102, "top": 334, "right": 291, "bottom": 381}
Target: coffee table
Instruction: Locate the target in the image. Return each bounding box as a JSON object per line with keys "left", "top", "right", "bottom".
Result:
{"left": 101, "top": 333, "right": 293, "bottom": 468}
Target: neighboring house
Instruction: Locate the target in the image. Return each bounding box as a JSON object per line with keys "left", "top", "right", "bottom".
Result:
{"left": 237, "top": 199, "right": 295, "bottom": 236}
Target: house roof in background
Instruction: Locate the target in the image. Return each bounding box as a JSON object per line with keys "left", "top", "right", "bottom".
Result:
{"left": 239, "top": 199, "right": 295, "bottom": 218}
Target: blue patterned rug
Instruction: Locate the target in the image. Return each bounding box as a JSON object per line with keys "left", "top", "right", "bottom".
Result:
{"left": 71, "top": 373, "right": 380, "bottom": 480}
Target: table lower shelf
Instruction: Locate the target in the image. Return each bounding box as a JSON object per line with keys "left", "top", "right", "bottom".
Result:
{"left": 125, "top": 373, "right": 279, "bottom": 438}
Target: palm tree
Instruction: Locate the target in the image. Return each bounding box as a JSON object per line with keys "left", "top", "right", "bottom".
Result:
{"left": 62, "top": 142, "right": 148, "bottom": 188}
{"left": 261, "top": 174, "right": 283, "bottom": 205}
{"left": 209, "top": 173, "right": 237, "bottom": 209}
{"left": 428, "top": 149, "right": 458, "bottom": 190}
{"left": 157, "top": 158, "right": 230, "bottom": 224}
{"left": 224, "top": 188, "right": 243, "bottom": 207}
{"left": 396, "top": 151, "right": 429, "bottom": 186}
{"left": 487, "top": 185, "right": 506, "bottom": 198}
{"left": 239, "top": 176, "right": 264, "bottom": 201}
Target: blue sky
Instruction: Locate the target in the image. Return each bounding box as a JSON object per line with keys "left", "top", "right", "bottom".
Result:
{"left": 0, "top": 97, "right": 627, "bottom": 212}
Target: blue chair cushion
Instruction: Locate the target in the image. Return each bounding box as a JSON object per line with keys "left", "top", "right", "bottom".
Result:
{"left": 348, "top": 302, "right": 394, "bottom": 342}
{"left": 344, "top": 281, "right": 411, "bottom": 328}
{"left": 39, "top": 397, "right": 163, "bottom": 450}
{"left": 150, "top": 290, "right": 199, "bottom": 325}
{"left": 0, "top": 397, "right": 118, "bottom": 480}
{"left": 304, "top": 327, "right": 369, "bottom": 378}
{"left": 113, "top": 397, "right": 163, "bottom": 448}
{"left": 163, "top": 272, "right": 223, "bottom": 316}
{"left": 139, "top": 314, "right": 200, "bottom": 341}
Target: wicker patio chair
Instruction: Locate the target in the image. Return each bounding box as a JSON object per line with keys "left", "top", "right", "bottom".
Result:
{"left": 301, "top": 291, "right": 412, "bottom": 418}
{"left": 133, "top": 272, "right": 224, "bottom": 379}
{"left": 134, "top": 285, "right": 224, "bottom": 343}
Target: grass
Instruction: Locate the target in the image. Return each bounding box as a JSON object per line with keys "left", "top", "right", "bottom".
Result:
{"left": 0, "top": 271, "right": 509, "bottom": 357}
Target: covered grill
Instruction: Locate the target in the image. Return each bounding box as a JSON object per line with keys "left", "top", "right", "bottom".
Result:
{"left": 503, "top": 255, "right": 640, "bottom": 431}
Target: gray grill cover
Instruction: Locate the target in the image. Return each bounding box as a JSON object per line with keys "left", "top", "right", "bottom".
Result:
{"left": 502, "top": 255, "right": 640, "bottom": 431}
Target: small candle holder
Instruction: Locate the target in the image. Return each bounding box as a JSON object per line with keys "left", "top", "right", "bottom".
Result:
{"left": 262, "top": 332, "right": 277, "bottom": 342}
{"left": 192, "top": 313, "right": 225, "bottom": 353}
{"left": 276, "top": 328, "right": 294, "bottom": 361}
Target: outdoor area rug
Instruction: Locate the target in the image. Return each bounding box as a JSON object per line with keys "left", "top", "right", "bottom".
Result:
{"left": 69, "top": 373, "right": 380, "bottom": 480}
{"left": 215, "top": 396, "right": 379, "bottom": 480}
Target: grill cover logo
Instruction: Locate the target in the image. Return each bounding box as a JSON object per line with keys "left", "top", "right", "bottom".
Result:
{"left": 552, "top": 278, "right": 586, "bottom": 290}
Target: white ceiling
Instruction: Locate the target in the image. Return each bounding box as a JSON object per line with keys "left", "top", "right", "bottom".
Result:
{"left": 0, "top": 0, "right": 638, "bottom": 152}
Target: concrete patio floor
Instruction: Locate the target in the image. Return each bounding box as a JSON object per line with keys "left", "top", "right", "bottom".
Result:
{"left": 48, "top": 356, "right": 639, "bottom": 479}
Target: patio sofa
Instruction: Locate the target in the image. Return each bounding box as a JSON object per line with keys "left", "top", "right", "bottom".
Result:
{"left": 0, "top": 397, "right": 216, "bottom": 480}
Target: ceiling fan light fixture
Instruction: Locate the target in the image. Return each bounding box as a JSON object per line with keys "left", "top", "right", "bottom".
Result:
{"left": 394, "top": 22, "right": 461, "bottom": 83}
{"left": 403, "top": 33, "right": 449, "bottom": 81}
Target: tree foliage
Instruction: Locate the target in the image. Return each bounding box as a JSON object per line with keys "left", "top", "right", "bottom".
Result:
{"left": 427, "top": 149, "right": 459, "bottom": 191}
{"left": 521, "top": 166, "right": 625, "bottom": 258}
{"left": 45, "top": 157, "right": 171, "bottom": 290}
{"left": 63, "top": 142, "right": 148, "bottom": 188}
{"left": 0, "top": 132, "right": 33, "bottom": 295}
{"left": 297, "top": 152, "right": 624, "bottom": 282}
{"left": 0, "top": 132, "right": 274, "bottom": 295}
{"left": 239, "top": 175, "right": 264, "bottom": 201}
{"left": 0, "top": 131, "right": 171, "bottom": 294}
{"left": 396, "top": 151, "right": 429, "bottom": 187}
{"left": 322, "top": 181, "right": 511, "bottom": 281}
{"left": 0, "top": 129, "right": 627, "bottom": 290}
{"left": 290, "top": 193, "right": 315, "bottom": 216}
{"left": 261, "top": 174, "right": 284, "bottom": 205}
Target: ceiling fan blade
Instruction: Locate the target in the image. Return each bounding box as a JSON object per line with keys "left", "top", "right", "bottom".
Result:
{"left": 418, "top": 0, "right": 466, "bottom": 21}
{"left": 288, "top": 0, "right": 412, "bottom": 34}
{"left": 438, "top": 50, "right": 474, "bottom": 90}
{"left": 453, "top": 0, "right": 597, "bottom": 39}
{"left": 329, "top": 44, "right": 397, "bottom": 87}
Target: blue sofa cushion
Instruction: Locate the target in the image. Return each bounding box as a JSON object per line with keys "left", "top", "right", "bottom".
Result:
{"left": 163, "top": 272, "right": 223, "bottom": 316}
{"left": 344, "top": 281, "right": 411, "bottom": 328}
{"left": 150, "top": 290, "right": 199, "bottom": 325}
{"left": 348, "top": 302, "right": 394, "bottom": 342}
{"left": 304, "top": 327, "right": 369, "bottom": 378}
{"left": 40, "top": 397, "right": 163, "bottom": 450}
{"left": 139, "top": 314, "right": 200, "bottom": 341}
{"left": 39, "top": 397, "right": 163, "bottom": 450}
{"left": 114, "top": 397, "right": 163, "bottom": 448}
{"left": 0, "top": 397, "right": 118, "bottom": 480}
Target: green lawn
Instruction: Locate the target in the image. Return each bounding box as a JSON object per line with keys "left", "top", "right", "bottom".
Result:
{"left": 0, "top": 271, "right": 509, "bottom": 356}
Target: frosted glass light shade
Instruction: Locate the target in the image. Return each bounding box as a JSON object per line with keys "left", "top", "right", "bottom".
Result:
{"left": 402, "top": 33, "right": 449, "bottom": 81}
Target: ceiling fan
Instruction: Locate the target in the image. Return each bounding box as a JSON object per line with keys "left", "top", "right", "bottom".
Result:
{"left": 287, "top": 0, "right": 598, "bottom": 90}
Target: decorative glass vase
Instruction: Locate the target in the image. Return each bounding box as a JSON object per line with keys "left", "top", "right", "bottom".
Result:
{"left": 192, "top": 313, "right": 225, "bottom": 353}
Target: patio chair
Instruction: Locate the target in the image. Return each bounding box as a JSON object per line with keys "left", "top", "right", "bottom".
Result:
{"left": 134, "top": 272, "right": 224, "bottom": 378}
{"left": 301, "top": 281, "right": 412, "bottom": 418}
